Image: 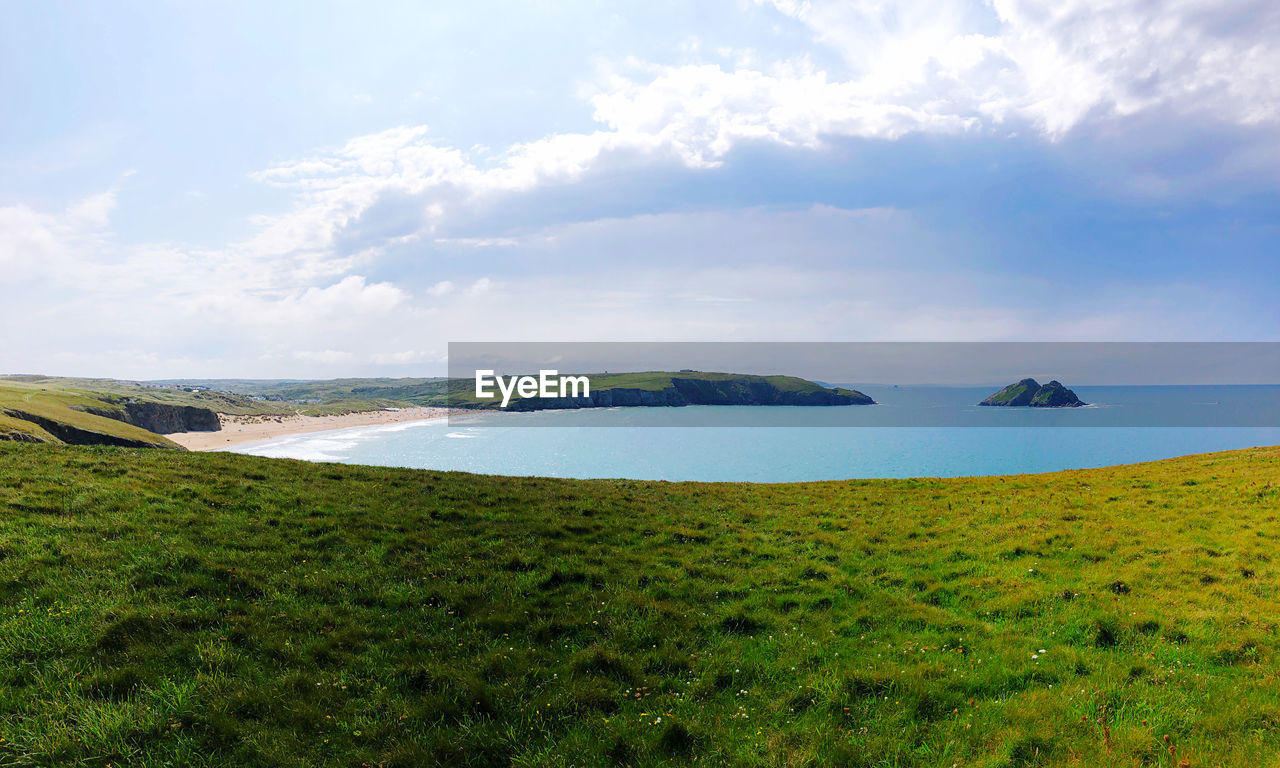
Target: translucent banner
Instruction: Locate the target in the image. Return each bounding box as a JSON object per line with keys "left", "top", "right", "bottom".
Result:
{"left": 444, "top": 342, "right": 1280, "bottom": 427}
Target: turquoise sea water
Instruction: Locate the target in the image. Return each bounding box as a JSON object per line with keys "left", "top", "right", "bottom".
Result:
{"left": 234, "top": 386, "right": 1280, "bottom": 482}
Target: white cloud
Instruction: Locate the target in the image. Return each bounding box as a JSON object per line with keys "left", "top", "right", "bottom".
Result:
{"left": 181, "top": 275, "right": 411, "bottom": 343}
{"left": 64, "top": 191, "right": 117, "bottom": 229}
{"left": 290, "top": 275, "right": 406, "bottom": 317}
{"left": 0, "top": 205, "right": 66, "bottom": 282}
{"left": 433, "top": 237, "right": 520, "bottom": 247}
{"left": 0, "top": 188, "right": 424, "bottom": 377}
{"left": 0, "top": 192, "right": 116, "bottom": 284}
{"left": 223, "top": 1, "right": 1279, "bottom": 274}
{"left": 293, "top": 349, "right": 355, "bottom": 364}
{"left": 369, "top": 349, "right": 444, "bottom": 365}
{"left": 755, "top": 0, "right": 1280, "bottom": 137}
{"left": 588, "top": 59, "right": 980, "bottom": 166}
{"left": 427, "top": 280, "right": 455, "bottom": 297}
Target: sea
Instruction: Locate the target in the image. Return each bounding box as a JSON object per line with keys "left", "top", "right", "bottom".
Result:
{"left": 232, "top": 385, "right": 1280, "bottom": 482}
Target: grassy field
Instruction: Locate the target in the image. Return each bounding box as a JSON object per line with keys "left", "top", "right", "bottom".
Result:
{"left": 1, "top": 443, "right": 1279, "bottom": 766}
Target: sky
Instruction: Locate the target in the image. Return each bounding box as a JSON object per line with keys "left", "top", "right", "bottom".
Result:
{"left": 2, "top": 0, "right": 1278, "bottom": 379}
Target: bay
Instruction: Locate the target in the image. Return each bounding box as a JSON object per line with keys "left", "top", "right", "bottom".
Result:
{"left": 234, "top": 385, "right": 1280, "bottom": 481}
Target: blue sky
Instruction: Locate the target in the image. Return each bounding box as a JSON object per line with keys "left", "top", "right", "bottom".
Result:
{"left": 2, "top": 0, "right": 1278, "bottom": 378}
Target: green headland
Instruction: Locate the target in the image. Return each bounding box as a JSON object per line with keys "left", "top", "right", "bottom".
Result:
{"left": 0, "top": 441, "right": 1277, "bottom": 766}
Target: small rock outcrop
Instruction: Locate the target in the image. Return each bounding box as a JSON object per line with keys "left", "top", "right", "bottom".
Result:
{"left": 980, "top": 379, "right": 1085, "bottom": 408}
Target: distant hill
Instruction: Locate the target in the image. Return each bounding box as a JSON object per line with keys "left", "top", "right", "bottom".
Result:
{"left": 153, "top": 377, "right": 448, "bottom": 409}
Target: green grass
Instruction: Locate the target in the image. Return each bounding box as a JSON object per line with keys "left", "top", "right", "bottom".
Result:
{"left": 2, "top": 443, "right": 1280, "bottom": 766}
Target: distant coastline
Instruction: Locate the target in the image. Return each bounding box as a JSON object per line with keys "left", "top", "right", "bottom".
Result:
{"left": 461, "top": 371, "right": 875, "bottom": 411}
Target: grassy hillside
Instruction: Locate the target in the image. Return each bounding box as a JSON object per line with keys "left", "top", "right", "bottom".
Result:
{"left": 0, "top": 380, "right": 180, "bottom": 448}
{"left": 1, "top": 443, "right": 1279, "bottom": 766}
{"left": 5, "top": 376, "right": 396, "bottom": 418}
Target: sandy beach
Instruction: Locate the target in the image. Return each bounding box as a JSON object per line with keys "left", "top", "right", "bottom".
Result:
{"left": 169, "top": 407, "right": 451, "bottom": 451}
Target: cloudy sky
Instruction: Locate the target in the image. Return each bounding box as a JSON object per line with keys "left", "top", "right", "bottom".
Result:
{"left": 2, "top": 0, "right": 1278, "bottom": 378}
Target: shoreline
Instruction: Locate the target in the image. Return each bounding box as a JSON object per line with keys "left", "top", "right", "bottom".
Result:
{"left": 169, "top": 407, "right": 452, "bottom": 451}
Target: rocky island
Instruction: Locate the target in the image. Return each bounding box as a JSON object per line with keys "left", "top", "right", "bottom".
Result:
{"left": 979, "top": 378, "right": 1085, "bottom": 407}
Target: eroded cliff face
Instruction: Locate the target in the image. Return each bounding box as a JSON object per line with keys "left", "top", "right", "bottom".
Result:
{"left": 121, "top": 402, "right": 221, "bottom": 433}
{"left": 82, "top": 401, "right": 221, "bottom": 434}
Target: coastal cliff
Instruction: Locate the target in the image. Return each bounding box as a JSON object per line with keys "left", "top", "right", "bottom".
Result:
{"left": 980, "top": 378, "right": 1085, "bottom": 407}
{"left": 121, "top": 402, "right": 221, "bottom": 433}
{"left": 81, "top": 401, "right": 221, "bottom": 434}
